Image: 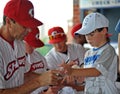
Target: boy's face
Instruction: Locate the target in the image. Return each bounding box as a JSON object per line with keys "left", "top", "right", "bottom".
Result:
{"left": 85, "top": 29, "right": 107, "bottom": 47}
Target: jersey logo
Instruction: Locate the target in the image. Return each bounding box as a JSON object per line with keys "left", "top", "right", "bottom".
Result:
{"left": 4, "top": 56, "right": 26, "bottom": 80}
{"left": 30, "top": 61, "right": 44, "bottom": 71}
{"left": 29, "top": 8, "right": 34, "bottom": 17}
{"left": 84, "top": 54, "right": 100, "bottom": 68}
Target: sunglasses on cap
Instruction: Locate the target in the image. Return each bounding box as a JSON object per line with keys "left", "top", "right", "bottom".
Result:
{"left": 49, "top": 33, "right": 65, "bottom": 40}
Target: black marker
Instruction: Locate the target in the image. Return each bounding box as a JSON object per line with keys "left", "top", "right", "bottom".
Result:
{"left": 65, "top": 58, "right": 69, "bottom": 64}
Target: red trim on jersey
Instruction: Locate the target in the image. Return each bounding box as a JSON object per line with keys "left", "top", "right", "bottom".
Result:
{"left": 4, "top": 56, "right": 26, "bottom": 80}
{"left": 29, "top": 61, "right": 44, "bottom": 72}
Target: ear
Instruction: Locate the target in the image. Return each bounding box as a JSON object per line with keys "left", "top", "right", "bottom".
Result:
{"left": 5, "top": 17, "right": 11, "bottom": 25}
{"left": 5, "top": 17, "right": 13, "bottom": 29}
{"left": 102, "top": 28, "right": 108, "bottom": 34}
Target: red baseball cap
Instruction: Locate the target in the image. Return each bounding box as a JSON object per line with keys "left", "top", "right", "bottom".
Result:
{"left": 48, "top": 26, "right": 66, "bottom": 44}
{"left": 71, "top": 23, "right": 82, "bottom": 37}
{"left": 24, "top": 28, "right": 44, "bottom": 48}
{"left": 4, "top": 0, "right": 43, "bottom": 28}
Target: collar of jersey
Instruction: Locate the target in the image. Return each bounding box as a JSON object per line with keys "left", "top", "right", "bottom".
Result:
{"left": 93, "top": 42, "right": 109, "bottom": 51}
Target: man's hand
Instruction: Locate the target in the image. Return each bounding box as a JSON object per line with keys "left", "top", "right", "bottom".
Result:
{"left": 38, "top": 70, "right": 62, "bottom": 86}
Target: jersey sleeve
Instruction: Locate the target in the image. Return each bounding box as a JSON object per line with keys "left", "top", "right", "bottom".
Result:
{"left": 24, "top": 54, "right": 31, "bottom": 73}
{"left": 74, "top": 44, "right": 86, "bottom": 66}
{"left": 94, "top": 47, "right": 118, "bottom": 81}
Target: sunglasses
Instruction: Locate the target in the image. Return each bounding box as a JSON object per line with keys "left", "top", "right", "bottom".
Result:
{"left": 49, "top": 33, "right": 65, "bottom": 40}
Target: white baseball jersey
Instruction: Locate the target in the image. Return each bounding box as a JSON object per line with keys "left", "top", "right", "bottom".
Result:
{"left": 0, "top": 37, "right": 26, "bottom": 89}
{"left": 45, "top": 43, "right": 86, "bottom": 70}
{"left": 45, "top": 43, "right": 86, "bottom": 94}
{"left": 25, "top": 50, "right": 48, "bottom": 73}
{"left": 84, "top": 43, "right": 119, "bottom": 94}
{"left": 25, "top": 50, "right": 49, "bottom": 94}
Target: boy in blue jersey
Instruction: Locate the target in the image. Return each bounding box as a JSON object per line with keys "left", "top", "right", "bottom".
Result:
{"left": 60, "top": 12, "right": 119, "bottom": 94}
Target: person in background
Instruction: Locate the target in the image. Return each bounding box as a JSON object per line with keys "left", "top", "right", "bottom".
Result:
{"left": 45, "top": 26, "right": 86, "bottom": 94}
{"left": 0, "top": 0, "right": 60, "bottom": 93}
{"left": 115, "top": 19, "right": 120, "bottom": 33}
{"left": 24, "top": 28, "right": 62, "bottom": 94}
{"left": 115, "top": 19, "right": 120, "bottom": 93}
{"left": 60, "top": 12, "right": 119, "bottom": 94}
{"left": 24, "top": 28, "right": 47, "bottom": 74}
{"left": 71, "top": 23, "right": 87, "bottom": 46}
{"left": 115, "top": 19, "right": 120, "bottom": 74}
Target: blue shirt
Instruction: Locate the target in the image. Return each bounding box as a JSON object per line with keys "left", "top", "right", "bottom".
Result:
{"left": 115, "top": 19, "right": 120, "bottom": 32}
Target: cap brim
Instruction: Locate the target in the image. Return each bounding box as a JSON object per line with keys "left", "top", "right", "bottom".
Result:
{"left": 49, "top": 38, "right": 65, "bottom": 44}
{"left": 31, "top": 40, "right": 44, "bottom": 48}
{"left": 75, "top": 27, "right": 93, "bottom": 35}
{"left": 19, "top": 18, "right": 43, "bottom": 28}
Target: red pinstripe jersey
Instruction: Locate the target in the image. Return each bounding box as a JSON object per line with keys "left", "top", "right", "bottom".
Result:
{"left": 0, "top": 37, "right": 26, "bottom": 89}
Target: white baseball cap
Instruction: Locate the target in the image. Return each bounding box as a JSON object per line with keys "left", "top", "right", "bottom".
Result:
{"left": 75, "top": 12, "right": 109, "bottom": 35}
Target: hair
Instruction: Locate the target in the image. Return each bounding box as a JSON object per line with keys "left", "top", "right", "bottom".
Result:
{"left": 3, "top": 15, "right": 16, "bottom": 25}
{"left": 3, "top": 15, "right": 6, "bottom": 25}
{"left": 97, "top": 27, "right": 110, "bottom": 42}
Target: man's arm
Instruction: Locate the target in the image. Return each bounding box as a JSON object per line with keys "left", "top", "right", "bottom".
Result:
{"left": 0, "top": 70, "right": 59, "bottom": 94}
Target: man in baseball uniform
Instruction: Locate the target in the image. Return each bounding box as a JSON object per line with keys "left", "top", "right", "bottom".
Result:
{"left": 0, "top": 0, "right": 60, "bottom": 93}
{"left": 71, "top": 23, "right": 89, "bottom": 52}
{"left": 24, "top": 28, "right": 62, "bottom": 94}
{"left": 71, "top": 23, "right": 87, "bottom": 46}
{"left": 45, "top": 26, "right": 86, "bottom": 94}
